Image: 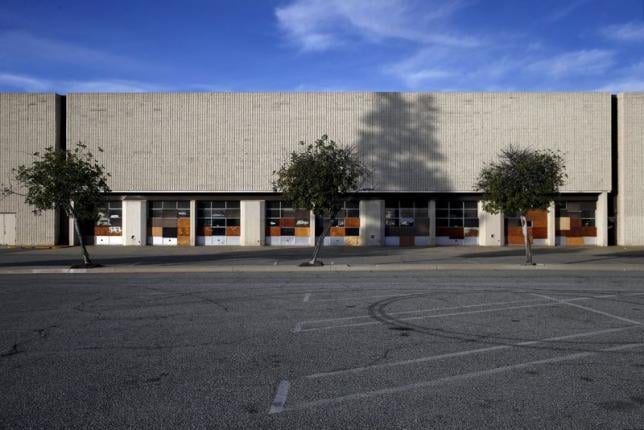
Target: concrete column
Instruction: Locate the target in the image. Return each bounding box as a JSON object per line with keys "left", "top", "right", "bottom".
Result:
{"left": 359, "top": 200, "right": 384, "bottom": 246}
{"left": 477, "top": 201, "right": 504, "bottom": 246}
{"left": 596, "top": 192, "right": 608, "bottom": 247}
{"left": 241, "top": 200, "right": 265, "bottom": 246}
{"left": 546, "top": 201, "right": 556, "bottom": 246}
{"left": 309, "top": 211, "right": 316, "bottom": 246}
{"left": 189, "top": 200, "right": 197, "bottom": 246}
{"left": 68, "top": 215, "right": 78, "bottom": 246}
{"left": 429, "top": 200, "right": 436, "bottom": 246}
{"left": 123, "top": 200, "right": 147, "bottom": 246}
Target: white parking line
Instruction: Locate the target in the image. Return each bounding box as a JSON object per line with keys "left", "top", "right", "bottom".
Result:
{"left": 295, "top": 301, "right": 564, "bottom": 333}
{"left": 268, "top": 380, "right": 290, "bottom": 414}
{"left": 298, "top": 297, "right": 545, "bottom": 325}
{"left": 532, "top": 294, "right": 644, "bottom": 326}
{"left": 306, "top": 325, "right": 642, "bottom": 378}
{"left": 278, "top": 342, "right": 644, "bottom": 413}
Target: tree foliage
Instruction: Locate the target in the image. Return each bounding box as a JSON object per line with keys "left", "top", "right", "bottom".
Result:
{"left": 272, "top": 134, "right": 367, "bottom": 265}
{"left": 474, "top": 145, "right": 566, "bottom": 264}
{"left": 3, "top": 142, "right": 111, "bottom": 265}
{"left": 475, "top": 146, "right": 567, "bottom": 215}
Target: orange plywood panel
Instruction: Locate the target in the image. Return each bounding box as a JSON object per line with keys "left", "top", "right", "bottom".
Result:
{"left": 151, "top": 226, "right": 163, "bottom": 237}
{"left": 344, "top": 217, "right": 360, "bottom": 228}
{"left": 269, "top": 227, "right": 281, "bottom": 237}
{"left": 528, "top": 209, "right": 548, "bottom": 228}
{"left": 581, "top": 226, "right": 597, "bottom": 237}
{"left": 330, "top": 227, "right": 345, "bottom": 237}
{"left": 94, "top": 226, "right": 110, "bottom": 236}
{"left": 177, "top": 218, "right": 190, "bottom": 229}
{"left": 178, "top": 236, "right": 190, "bottom": 246}
{"left": 532, "top": 227, "right": 547, "bottom": 239}
{"left": 464, "top": 228, "right": 479, "bottom": 237}
{"left": 295, "top": 227, "right": 310, "bottom": 237}
{"left": 226, "top": 226, "right": 241, "bottom": 236}
{"left": 566, "top": 237, "right": 584, "bottom": 246}
{"left": 280, "top": 218, "right": 295, "bottom": 228}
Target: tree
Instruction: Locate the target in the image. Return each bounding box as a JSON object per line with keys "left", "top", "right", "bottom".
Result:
{"left": 2, "top": 142, "right": 111, "bottom": 267}
{"left": 474, "top": 145, "right": 566, "bottom": 264}
{"left": 273, "top": 134, "right": 368, "bottom": 266}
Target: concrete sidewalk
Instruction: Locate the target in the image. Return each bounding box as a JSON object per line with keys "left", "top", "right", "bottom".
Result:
{"left": 1, "top": 245, "right": 643, "bottom": 273}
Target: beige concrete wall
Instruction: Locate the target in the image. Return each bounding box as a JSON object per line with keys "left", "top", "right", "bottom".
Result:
{"left": 617, "top": 93, "right": 644, "bottom": 245}
{"left": 0, "top": 93, "right": 61, "bottom": 246}
{"left": 67, "top": 92, "right": 611, "bottom": 194}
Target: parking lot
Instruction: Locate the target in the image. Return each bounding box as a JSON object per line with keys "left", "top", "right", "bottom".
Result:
{"left": 1, "top": 270, "right": 643, "bottom": 428}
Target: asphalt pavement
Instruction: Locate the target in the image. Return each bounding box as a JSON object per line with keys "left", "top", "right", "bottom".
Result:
{"left": 1, "top": 270, "right": 643, "bottom": 428}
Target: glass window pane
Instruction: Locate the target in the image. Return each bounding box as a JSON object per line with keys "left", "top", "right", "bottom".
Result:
{"left": 464, "top": 209, "right": 478, "bottom": 219}
{"left": 177, "top": 200, "right": 190, "bottom": 209}
{"left": 464, "top": 218, "right": 479, "bottom": 227}
{"left": 227, "top": 201, "right": 240, "bottom": 209}
{"left": 150, "top": 201, "right": 163, "bottom": 209}
{"left": 211, "top": 201, "right": 226, "bottom": 208}
{"left": 162, "top": 200, "right": 176, "bottom": 208}
{"left": 464, "top": 201, "right": 478, "bottom": 209}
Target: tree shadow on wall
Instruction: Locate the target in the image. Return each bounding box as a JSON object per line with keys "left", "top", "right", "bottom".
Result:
{"left": 355, "top": 93, "right": 450, "bottom": 193}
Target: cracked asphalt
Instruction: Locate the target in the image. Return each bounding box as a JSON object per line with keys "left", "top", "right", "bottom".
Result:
{"left": 1, "top": 270, "right": 644, "bottom": 429}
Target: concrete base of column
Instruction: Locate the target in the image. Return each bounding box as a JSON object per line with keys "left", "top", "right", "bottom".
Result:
{"left": 123, "top": 200, "right": 147, "bottom": 246}
{"left": 478, "top": 201, "right": 504, "bottom": 246}
{"left": 359, "top": 200, "right": 384, "bottom": 246}
{"left": 546, "top": 201, "right": 556, "bottom": 246}
{"left": 241, "top": 200, "right": 265, "bottom": 246}
{"left": 596, "top": 192, "right": 608, "bottom": 247}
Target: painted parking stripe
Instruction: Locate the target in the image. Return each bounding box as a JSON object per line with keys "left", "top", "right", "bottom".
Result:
{"left": 295, "top": 301, "right": 564, "bottom": 333}
{"left": 268, "top": 380, "right": 290, "bottom": 414}
{"left": 533, "top": 294, "right": 644, "bottom": 326}
{"left": 306, "top": 325, "right": 642, "bottom": 379}
{"left": 277, "top": 342, "right": 644, "bottom": 414}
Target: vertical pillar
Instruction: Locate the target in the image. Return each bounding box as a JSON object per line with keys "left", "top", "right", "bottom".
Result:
{"left": 68, "top": 215, "right": 78, "bottom": 246}
{"left": 596, "top": 192, "right": 608, "bottom": 247}
{"left": 429, "top": 200, "right": 436, "bottom": 246}
{"left": 240, "top": 200, "right": 265, "bottom": 246}
{"left": 477, "top": 201, "right": 504, "bottom": 246}
{"left": 359, "top": 200, "right": 384, "bottom": 246}
{"left": 309, "top": 211, "right": 316, "bottom": 246}
{"left": 189, "top": 200, "right": 197, "bottom": 246}
{"left": 546, "top": 201, "right": 556, "bottom": 246}
{"left": 123, "top": 200, "right": 147, "bottom": 246}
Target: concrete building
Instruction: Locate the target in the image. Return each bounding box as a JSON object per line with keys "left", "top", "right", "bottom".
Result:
{"left": 1, "top": 91, "right": 641, "bottom": 248}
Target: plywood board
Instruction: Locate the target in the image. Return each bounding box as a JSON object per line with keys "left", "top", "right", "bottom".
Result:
{"left": 345, "top": 217, "right": 360, "bottom": 228}
{"left": 344, "top": 236, "right": 359, "bottom": 246}
{"left": 566, "top": 236, "right": 584, "bottom": 246}
{"left": 279, "top": 218, "right": 296, "bottom": 227}
{"left": 581, "top": 226, "right": 597, "bottom": 237}
{"left": 558, "top": 217, "right": 570, "bottom": 231}
{"left": 295, "top": 228, "right": 310, "bottom": 237}
{"left": 226, "top": 226, "right": 241, "bottom": 236}
{"left": 330, "top": 227, "right": 345, "bottom": 237}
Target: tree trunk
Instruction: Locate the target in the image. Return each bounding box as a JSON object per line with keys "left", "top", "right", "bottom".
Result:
{"left": 71, "top": 209, "right": 92, "bottom": 266}
{"left": 309, "top": 211, "right": 337, "bottom": 265}
{"left": 520, "top": 214, "right": 533, "bottom": 265}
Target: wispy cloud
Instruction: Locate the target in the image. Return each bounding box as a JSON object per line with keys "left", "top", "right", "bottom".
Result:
{"left": 0, "top": 73, "right": 172, "bottom": 93}
{"left": 0, "top": 31, "right": 145, "bottom": 70}
{"left": 275, "top": 0, "right": 481, "bottom": 52}
{"left": 526, "top": 49, "right": 615, "bottom": 78}
{"left": 546, "top": 0, "right": 589, "bottom": 22}
{"left": 601, "top": 21, "right": 644, "bottom": 42}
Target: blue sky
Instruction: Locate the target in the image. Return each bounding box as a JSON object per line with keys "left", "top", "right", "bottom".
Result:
{"left": 0, "top": 0, "right": 643, "bottom": 92}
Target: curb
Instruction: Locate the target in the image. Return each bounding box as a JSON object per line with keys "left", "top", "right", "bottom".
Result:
{"left": 1, "top": 263, "right": 644, "bottom": 274}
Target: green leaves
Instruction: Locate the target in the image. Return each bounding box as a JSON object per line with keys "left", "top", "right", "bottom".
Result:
{"left": 9, "top": 142, "right": 111, "bottom": 220}
{"left": 475, "top": 145, "right": 567, "bottom": 215}
{"left": 272, "top": 134, "right": 367, "bottom": 217}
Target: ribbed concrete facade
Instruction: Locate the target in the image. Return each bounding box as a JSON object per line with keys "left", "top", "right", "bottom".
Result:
{"left": 617, "top": 93, "right": 644, "bottom": 245}
{"left": 0, "top": 93, "right": 61, "bottom": 246}
{"left": 67, "top": 92, "right": 611, "bottom": 193}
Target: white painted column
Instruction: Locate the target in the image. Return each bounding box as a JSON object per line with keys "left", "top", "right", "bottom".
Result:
{"left": 123, "top": 200, "right": 147, "bottom": 246}
{"left": 429, "top": 200, "right": 436, "bottom": 246}
{"left": 240, "top": 200, "right": 265, "bottom": 246}
{"left": 359, "top": 200, "right": 384, "bottom": 246}
{"left": 546, "top": 201, "right": 556, "bottom": 246}
{"left": 309, "top": 211, "right": 316, "bottom": 246}
{"left": 68, "top": 215, "right": 78, "bottom": 246}
{"left": 477, "top": 201, "right": 504, "bottom": 246}
{"left": 189, "top": 200, "right": 197, "bottom": 246}
{"left": 596, "top": 192, "right": 608, "bottom": 247}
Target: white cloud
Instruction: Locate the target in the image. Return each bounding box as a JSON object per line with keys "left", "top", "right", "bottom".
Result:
{"left": 546, "top": 0, "right": 589, "bottom": 22}
{"left": 601, "top": 22, "right": 644, "bottom": 42}
{"left": 0, "top": 73, "right": 162, "bottom": 92}
{"left": 275, "top": 0, "right": 480, "bottom": 52}
{"left": 596, "top": 79, "right": 644, "bottom": 92}
{"left": 0, "top": 31, "right": 144, "bottom": 70}
{"left": 526, "top": 49, "right": 615, "bottom": 78}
